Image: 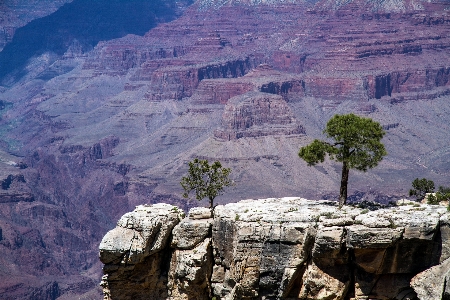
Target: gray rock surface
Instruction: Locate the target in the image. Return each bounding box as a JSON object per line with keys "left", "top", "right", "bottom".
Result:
{"left": 168, "top": 238, "right": 213, "bottom": 300}
{"left": 99, "top": 203, "right": 184, "bottom": 300}
{"left": 99, "top": 197, "right": 450, "bottom": 299}
{"left": 171, "top": 218, "right": 212, "bottom": 249}
{"left": 411, "top": 257, "right": 450, "bottom": 300}
{"left": 188, "top": 207, "right": 212, "bottom": 219}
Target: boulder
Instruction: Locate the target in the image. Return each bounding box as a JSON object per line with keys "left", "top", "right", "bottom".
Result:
{"left": 188, "top": 207, "right": 212, "bottom": 220}
{"left": 171, "top": 218, "right": 212, "bottom": 250}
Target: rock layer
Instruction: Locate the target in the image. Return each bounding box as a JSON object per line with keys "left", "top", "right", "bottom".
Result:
{"left": 100, "top": 198, "right": 450, "bottom": 299}
{"left": 214, "top": 91, "right": 305, "bottom": 140}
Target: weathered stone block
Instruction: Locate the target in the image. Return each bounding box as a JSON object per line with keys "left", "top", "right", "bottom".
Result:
{"left": 168, "top": 238, "right": 212, "bottom": 300}
{"left": 188, "top": 207, "right": 212, "bottom": 220}
{"left": 171, "top": 218, "right": 212, "bottom": 250}
{"left": 346, "top": 225, "right": 403, "bottom": 249}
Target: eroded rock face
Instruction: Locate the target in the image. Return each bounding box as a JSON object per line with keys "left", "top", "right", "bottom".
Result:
{"left": 214, "top": 91, "right": 305, "bottom": 140}
{"left": 99, "top": 203, "right": 184, "bottom": 300}
{"left": 411, "top": 257, "right": 450, "bottom": 300}
{"left": 100, "top": 198, "right": 450, "bottom": 299}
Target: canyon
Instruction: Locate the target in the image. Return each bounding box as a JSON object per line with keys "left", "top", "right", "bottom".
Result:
{"left": 100, "top": 198, "right": 450, "bottom": 300}
{"left": 1, "top": 0, "right": 450, "bottom": 298}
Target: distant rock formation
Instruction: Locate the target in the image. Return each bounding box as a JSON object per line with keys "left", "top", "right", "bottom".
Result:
{"left": 197, "top": 0, "right": 449, "bottom": 11}
{"left": 99, "top": 198, "right": 450, "bottom": 299}
{"left": 214, "top": 91, "right": 305, "bottom": 140}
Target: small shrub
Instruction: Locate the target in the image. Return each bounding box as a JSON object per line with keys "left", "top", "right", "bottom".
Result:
{"left": 409, "top": 178, "right": 435, "bottom": 201}
{"left": 320, "top": 212, "right": 334, "bottom": 219}
{"left": 427, "top": 194, "right": 439, "bottom": 205}
{"left": 235, "top": 214, "right": 240, "bottom": 221}
{"left": 436, "top": 186, "right": 450, "bottom": 203}
{"left": 388, "top": 220, "right": 397, "bottom": 228}
{"left": 360, "top": 209, "right": 369, "bottom": 214}
{"left": 181, "top": 158, "right": 233, "bottom": 210}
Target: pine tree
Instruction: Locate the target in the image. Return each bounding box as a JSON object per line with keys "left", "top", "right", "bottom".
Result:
{"left": 299, "top": 113, "right": 387, "bottom": 206}
{"left": 181, "top": 158, "right": 233, "bottom": 210}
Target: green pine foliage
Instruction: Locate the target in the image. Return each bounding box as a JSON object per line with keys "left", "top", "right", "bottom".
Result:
{"left": 436, "top": 186, "right": 450, "bottom": 203}
{"left": 299, "top": 113, "right": 387, "bottom": 207}
{"left": 427, "top": 193, "right": 439, "bottom": 205}
{"left": 409, "top": 178, "right": 435, "bottom": 201}
{"left": 180, "top": 158, "right": 233, "bottom": 209}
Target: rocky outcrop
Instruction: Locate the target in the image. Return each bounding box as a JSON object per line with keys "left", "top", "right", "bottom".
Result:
{"left": 99, "top": 198, "right": 450, "bottom": 299}
{"left": 144, "top": 56, "right": 261, "bottom": 101}
{"left": 100, "top": 203, "right": 185, "bottom": 300}
{"left": 410, "top": 213, "right": 450, "bottom": 300}
{"left": 366, "top": 68, "right": 450, "bottom": 99}
{"left": 214, "top": 92, "right": 305, "bottom": 140}
{"left": 411, "top": 258, "right": 450, "bottom": 300}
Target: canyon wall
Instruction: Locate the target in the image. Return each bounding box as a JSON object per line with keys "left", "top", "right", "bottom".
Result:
{"left": 100, "top": 198, "right": 450, "bottom": 300}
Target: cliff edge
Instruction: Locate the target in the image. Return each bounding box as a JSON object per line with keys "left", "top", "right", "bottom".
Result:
{"left": 99, "top": 198, "right": 450, "bottom": 299}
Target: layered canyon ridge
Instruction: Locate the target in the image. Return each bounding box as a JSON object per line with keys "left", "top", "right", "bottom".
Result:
{"left": 99, "top": 198, "right": 450, "bottom": 300}
{"left": 1, "top": 0, "right": 450, "bottom": 298}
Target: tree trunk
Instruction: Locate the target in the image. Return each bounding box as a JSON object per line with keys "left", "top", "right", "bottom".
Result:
{"left": 209, "top": 197, "right": 215, "bottom": 218}
{"left": 209, "top": 197, "right": 214, "bottom": 210}
{"left": 339, "top": 161, "right": 349, "bottom": 207}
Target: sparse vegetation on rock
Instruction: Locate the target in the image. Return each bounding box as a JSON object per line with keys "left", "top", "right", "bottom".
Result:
{"left": 410, "top": 178, "right": 435, "bottom": 201}
{"left": 299, "top": 113, "right": 387, "bottom": 206}
{"left": 181, "top": 158, "right": 233, "bottom": 210}
{"left": 437, "top": 186, "right": 450, "bottom": 202}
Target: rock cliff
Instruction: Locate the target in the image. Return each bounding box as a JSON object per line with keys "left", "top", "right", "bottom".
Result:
{"left": 99, "top": 198, "right": 450, "bottom": 299}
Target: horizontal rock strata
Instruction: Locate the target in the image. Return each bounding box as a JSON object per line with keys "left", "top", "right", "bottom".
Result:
{"left": 214, "top": 91, "right": 305, "bottom": 140}
{"left": 99, "top": 198, "right": 450, "bottom": 299}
